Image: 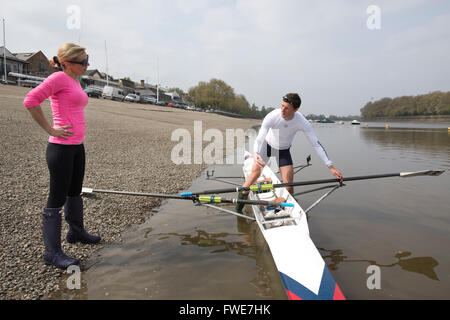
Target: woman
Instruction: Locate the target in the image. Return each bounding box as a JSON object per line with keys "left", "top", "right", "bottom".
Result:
{"left": 24, "top": 43, "right": 100, "bottom": 269}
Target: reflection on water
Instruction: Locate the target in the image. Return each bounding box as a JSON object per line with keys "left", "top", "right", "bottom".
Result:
{"left": 360, "top": 128, "right": 450, "bottom": 166}
{"left": 142, "top": 216, "right": 285, "bottom": 299}
{"left": 146, "top": 229, "right": 255, "bottom": 257}
{"left": 319, "top": 248, "right": 439, "bottom": 281}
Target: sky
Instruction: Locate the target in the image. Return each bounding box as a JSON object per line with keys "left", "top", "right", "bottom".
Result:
{"left": 2, "top": 0, "right": 450, "bottom": 116}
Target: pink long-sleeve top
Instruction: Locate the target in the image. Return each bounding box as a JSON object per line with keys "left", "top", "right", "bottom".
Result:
{"left": 23, "top": 71, "right": 89, "bottom": 145}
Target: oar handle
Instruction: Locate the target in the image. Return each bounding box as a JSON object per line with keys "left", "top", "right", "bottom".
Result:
{"left": 197, "top": 195, "right": 294, "bottom": 208}
{"left": 236, "top": 199, "right": 294, "bottom": 208}
{"left": 180, "top": 183, "right": 273, "bottom": 197}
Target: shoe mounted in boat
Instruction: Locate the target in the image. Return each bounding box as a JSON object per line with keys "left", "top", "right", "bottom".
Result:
{"left": 235, "top": 191, "right": 248, "bottom": 213}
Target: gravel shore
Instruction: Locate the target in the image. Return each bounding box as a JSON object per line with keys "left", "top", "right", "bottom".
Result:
{"left": 0, "top": 84, "right": 259, "bottom": 300}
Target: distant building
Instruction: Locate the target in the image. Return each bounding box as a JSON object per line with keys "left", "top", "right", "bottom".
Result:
{"left": 135, "top": 80, "right": 172, "bottom": 101}
{"left": 81, "top": 69, "right": 120, "bottom": 90}
{"left": 120, "top": 78, "right": 135, "bottom": 90}
{"left": 1, "top": 46, "right": 29, "bottom": 83}
{"left": 13, "top": 51, "right": 54, "bottom": 77}
{"left": 81, "top": 70, "right": 135, "bottom": 95}
{"left": 135, "top": 85, "right": 157, "bottom": 98}
{"left": 165, "top": 91, "right": 182, "bottom": 102}
{"left": 85, "top": 69, "right": 104, "bottom": 80}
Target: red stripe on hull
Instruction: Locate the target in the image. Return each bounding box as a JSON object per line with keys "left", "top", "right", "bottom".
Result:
{"left": 333, "top": 284, "right": 346, "bottom": 300}
{"left": 286, "top": 285, "right": 345, "bottom": 300}
{"left": 286, "top": 290, "right": 302, "bottom": 300}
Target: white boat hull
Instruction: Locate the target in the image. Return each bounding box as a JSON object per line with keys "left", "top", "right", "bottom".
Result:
{"left": 243, "top": 152, "right": 345, "bottom": 300}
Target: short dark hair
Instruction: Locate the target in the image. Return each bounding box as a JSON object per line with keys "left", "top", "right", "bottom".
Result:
{"left": 283, "top": 93, "right": 301, "bottom": 109}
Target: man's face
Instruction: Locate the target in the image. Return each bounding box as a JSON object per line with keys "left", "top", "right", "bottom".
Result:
{"left": 281, "top": 100, "right": 297, "bottom": 120}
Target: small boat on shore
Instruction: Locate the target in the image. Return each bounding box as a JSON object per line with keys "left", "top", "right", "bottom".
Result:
{"left": 242, "top": 152, "right": 345, "bottom": 300}
{"left": 351, "top": 120, "right": 361, "bottom": 125}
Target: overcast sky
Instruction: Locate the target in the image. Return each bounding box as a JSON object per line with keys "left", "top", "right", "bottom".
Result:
{"left": 2, "top": 0, "right": 450, "bottom": 115}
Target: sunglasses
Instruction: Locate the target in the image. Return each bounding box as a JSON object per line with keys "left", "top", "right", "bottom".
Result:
{"left": 67, "top": 55, "right": 89, "bottom": 67}
{"left": 282, "top": 95, "right": 294, "bottom": 106}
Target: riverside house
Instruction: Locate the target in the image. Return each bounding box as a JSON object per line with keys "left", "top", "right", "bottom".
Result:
{"left": 0, "top": 46, "right": 28, "bottom": 83}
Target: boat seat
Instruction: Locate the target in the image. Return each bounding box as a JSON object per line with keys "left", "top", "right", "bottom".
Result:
{"left": 255, "top": 191, "right": 276, "bottom": 201}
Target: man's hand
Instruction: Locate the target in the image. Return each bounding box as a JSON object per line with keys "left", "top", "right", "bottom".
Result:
{"left": 328, "top": 165, "right": 343, "bottom": 182}
{"left": 254, "top": 152, "right": 266, "bottom": 169}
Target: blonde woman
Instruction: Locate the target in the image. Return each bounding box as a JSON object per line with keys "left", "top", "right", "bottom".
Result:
{"left": 24, "top": 43, "right": 100, "bottom": 269}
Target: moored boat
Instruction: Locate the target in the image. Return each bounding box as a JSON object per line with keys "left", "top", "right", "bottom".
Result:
{"left": 351, "top": 120, "right": 361, "bottom": 125}
{"left": 242, "top": 152, "right": 345, "bottom": 300}
{"left": 318, "top": 118, "right": 335, "bottom": 123}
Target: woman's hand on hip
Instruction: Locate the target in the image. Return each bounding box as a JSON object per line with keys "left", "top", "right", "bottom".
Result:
{"left": 50, "top": 125, "right": 73, "bottom": 139}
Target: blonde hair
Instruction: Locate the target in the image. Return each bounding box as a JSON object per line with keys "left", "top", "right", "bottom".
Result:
{"left": 49, "top": 43, "right": 86, "bottom": 69}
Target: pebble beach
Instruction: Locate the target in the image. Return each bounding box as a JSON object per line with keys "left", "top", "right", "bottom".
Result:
{"left": 0, "top": 84, "right": 259, "bottom": 300}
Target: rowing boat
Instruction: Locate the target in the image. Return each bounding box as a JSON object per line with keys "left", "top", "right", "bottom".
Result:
{"left": 242, "top": 151, "right": 345, "bottom": 300}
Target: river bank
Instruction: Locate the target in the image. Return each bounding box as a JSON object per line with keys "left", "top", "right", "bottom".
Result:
{"left": 0, "top": 85, "right": 259, "bottom": 300}
{"left": 362, "top": 115, "right": 450, "bottom": 123}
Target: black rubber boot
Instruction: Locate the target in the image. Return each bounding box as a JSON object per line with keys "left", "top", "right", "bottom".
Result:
{"left": 235, "top": 191, "right": 248, "bottom": 213}
{"left": 42, "top": 208, "right": 80, "bottom": 269}
{"left": 64, "top": 195, "right": 101, "bottom": 244}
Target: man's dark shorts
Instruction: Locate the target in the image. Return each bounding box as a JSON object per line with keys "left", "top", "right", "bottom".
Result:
{"left": 260, "top": 140, "right": 293, "bottom": 168}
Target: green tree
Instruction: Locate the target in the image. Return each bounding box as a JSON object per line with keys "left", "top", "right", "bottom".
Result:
{"left": 189, "top": 79, "right": 264, "bottom": 118}
{"left": 361, "top": 91, "right": 450, "bottom": 119}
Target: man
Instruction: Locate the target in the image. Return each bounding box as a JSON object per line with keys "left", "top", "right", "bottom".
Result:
{"left": 236, "top": 93, "right": 343, "bottom": 213}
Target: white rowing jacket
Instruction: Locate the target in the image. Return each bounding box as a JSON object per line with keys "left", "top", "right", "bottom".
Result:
{"left": 253, "top": 109, "right": 333, "bottom": 167}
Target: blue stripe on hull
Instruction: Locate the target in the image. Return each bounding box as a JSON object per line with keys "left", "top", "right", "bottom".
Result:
{"left": 279, "top": 265, "right": 337, "bottom": 300}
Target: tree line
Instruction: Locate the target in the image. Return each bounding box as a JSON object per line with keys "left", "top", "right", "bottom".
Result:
{"left": 360, "top": 91, "right": 450, "bottom": 119}
{"left": 170, "top": 79, "right": 273, "bottom": 119}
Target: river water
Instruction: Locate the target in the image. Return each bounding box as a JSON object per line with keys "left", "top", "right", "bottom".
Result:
{"left": 54, "top": 122, "right": 450, "bottom": 300}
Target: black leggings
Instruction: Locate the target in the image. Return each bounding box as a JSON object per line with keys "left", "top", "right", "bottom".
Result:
{"left": 45, "top": 143, "right": 85, "bottom": 208}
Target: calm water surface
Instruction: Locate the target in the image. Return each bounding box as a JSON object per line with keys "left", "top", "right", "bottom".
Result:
{"left": 56, "top": 122, "right": 450, "bottom": 300}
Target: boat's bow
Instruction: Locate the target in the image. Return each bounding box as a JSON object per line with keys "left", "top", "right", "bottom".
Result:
{"left": 242, "top": 151, "right": 345, "bottom": 300}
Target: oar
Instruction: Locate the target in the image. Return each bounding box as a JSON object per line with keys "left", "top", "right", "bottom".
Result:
{"left": 197, "top": 195, "right": 294, "bottom": 208}
{"left": 180, "top": 170, "right": 444, "bottom": 197}
{"left": 82, "top": 187, "right": 191, "bottom": 200}
{"left": 293, "top": 184, "right": 340, "bottom": 197}
{"left": 81, "top": 187, "right": 293, "bottom": 208}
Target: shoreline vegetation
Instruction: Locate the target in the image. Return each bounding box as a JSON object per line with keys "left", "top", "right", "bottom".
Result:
{"left": 360, "top": 91, "right": 450, "bottom": 120}
{"left": 174, "top": 78, "right": 275, "bottom": 119}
